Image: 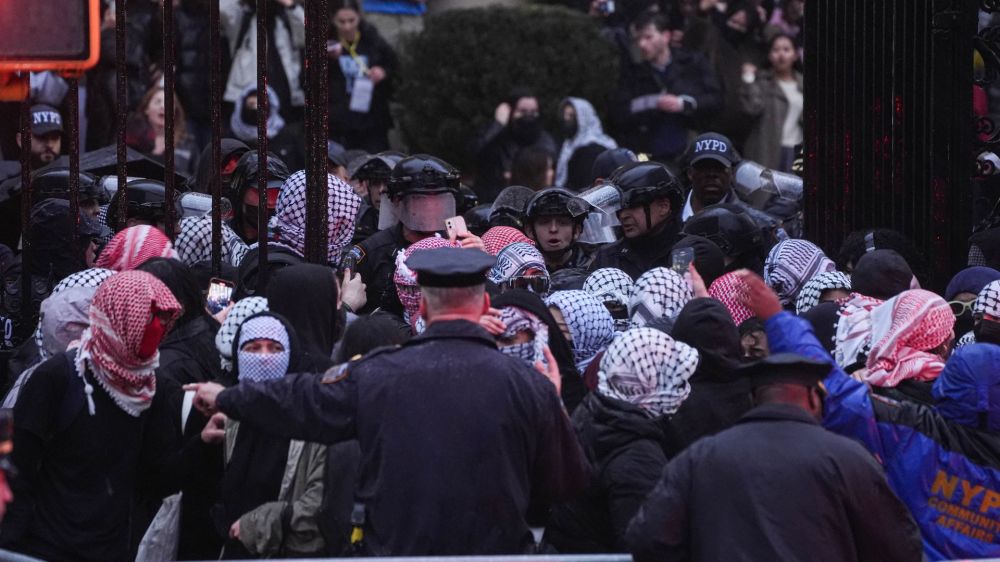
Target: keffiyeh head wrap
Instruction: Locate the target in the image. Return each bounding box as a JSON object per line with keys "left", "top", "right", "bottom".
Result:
{"left": 857, "top": 289, "right": 955, "bottom": 387}
{"left": 708, "top": 272, "right": 755, "bottom": 327}
{"left": 764, "top": 239, "right": 836, "bottom": 306}
{"left": 556, "top": 97, "right": 617, "bottom": 188}
{"left": 269, "top": 170, "right": 361, "bottom": 267}
{"left": 482, "top": 226, "right": 534, "bottom": 256}
{"left": 489, "top": 242, "right": 549, "bottom": 284}
{"left": 216, "top": 296, "right": 269, "bottom": 372}
{"left": 236, "top": 315, "right": 291, "bottom": 383}
{"left": 546, "top": 290, "right": 615, "bottom": 372}
{"left": 584, "top": 268, "right": 634, "bottom": 331}
{"left": 95, "top": 225, "right": 178, "bottom": 271}
{"left": 34, "top": 268, "right": 115, "bottom": 361}
{"left": 974, "top": 280, "right": 1000, "bottom": 317}
{"left": 174, "top": 215, "right": 250, "bottom": 268}
{"left": 795, "top": 270, "right": 852, "bottom": 314}
{"left": 628, "top": 268, "right": 692, "bottom": 329}
{"left": 598, "top": 328, "right": 699, "bottom": 417}
{"left": 394, "top": 236, "right": 456, "bottom": 328}
{"left": 497, "top": 306, "right": 549, "bottom": 366}
{"left": 76, "top": 271, "right": 181, "bottom": 416}
{"left": 833, "top": 293, "right": 884, "bottom": 369}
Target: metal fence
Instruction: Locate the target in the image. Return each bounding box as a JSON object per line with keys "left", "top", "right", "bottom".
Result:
{"left": 803, "top": 0, "right": 976, "bottom": 289}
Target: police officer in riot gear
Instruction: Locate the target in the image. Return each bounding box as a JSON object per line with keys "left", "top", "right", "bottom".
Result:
{"left": 105, "top": 178, "right": 184, "bottom": 234}
{"left": 589, "top": 161, "right": 685, "bottom": 279}
{"left": 523, "top": 188, "right": 596, "bottom": 273}
{"left": 226, "top": 151, "right": 291, "bottom": 243}
{"left": 350, "top": 152, "right": 406, "bottom": 244}
{"left": 683, "top": 203, "right": 768, "bottom": 274}
{"left": 349, "top": 154, "right": 462, "bottom": 315}
{"left": 28, "top": 168, "right": 107, "bottom": 220}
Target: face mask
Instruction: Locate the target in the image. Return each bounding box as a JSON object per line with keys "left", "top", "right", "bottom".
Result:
{"left": 975, "top": 318, "right": 1000, "bottom": 345}
{"left": 237, "top": 349, "right": 291, "bottom": 383}
{"left": 560, "top": 119, "right": 578, "bottom": 139}
{"left": 240, "top": 106, "right": 259, "bottom": 127}
{"left": 138, "top": 314, "right": 167, "bottom": 360}
{"left": 954, "top": 310, "right": 974, "bottom": 339}
{"left": 500, "top": 342, "right": 537, "bottom": 366}
{"left": 510, "top": 117, "right": 542, "bottom": 145}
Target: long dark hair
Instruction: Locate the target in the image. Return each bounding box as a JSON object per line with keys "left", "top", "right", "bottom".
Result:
{"left": 764, "top": 33, "right": 802, "bottom": 74}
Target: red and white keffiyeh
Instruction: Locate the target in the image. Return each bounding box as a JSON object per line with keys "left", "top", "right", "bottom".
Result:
{"left": 859, "top": 289, "right": 955, "bottom": 387}
{"left": 394, "top": 236, "right": 457, "bottom": 327}
{"left": 75, "top": 271, "right": 181, "bottom": 416}
{"left": 482, "top": 226, "right": 534, "bottom": 256}
{"left": 708, "top": 272, "right": 755, "bottom": 327}
{"left": 95, "top": 225, "right": 177, "bottom": 271}
{"left": 833, "top": 293, "right": 884, "bottom": 369}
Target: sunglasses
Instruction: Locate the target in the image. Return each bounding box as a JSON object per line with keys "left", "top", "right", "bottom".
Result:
{"left": 948, "top": 300, "right": 976, "bottom": 316}
{"left": 499, "top": 275, "right": 551, "bottom": 295}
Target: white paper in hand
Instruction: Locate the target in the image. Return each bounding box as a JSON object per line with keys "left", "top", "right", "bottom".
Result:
{"left": 349, "top": 76, "right": 374, "bottom": 113}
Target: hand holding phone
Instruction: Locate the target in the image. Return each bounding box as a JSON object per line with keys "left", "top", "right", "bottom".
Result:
{"left": 445, "top": 216, "right": 469, "bottom": 243}
{"left": 206, "top": 278, "right": 234, "bottom": 315}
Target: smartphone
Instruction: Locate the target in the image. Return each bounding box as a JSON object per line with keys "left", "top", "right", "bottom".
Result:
{"left": 671, "top": 247, "right": 695, "bottom": 274}
{"left": 445, "top": 216, "right": 469, "bottom": 240}
{"left": 206, "top": 278, "right": 235, "bottom": 315}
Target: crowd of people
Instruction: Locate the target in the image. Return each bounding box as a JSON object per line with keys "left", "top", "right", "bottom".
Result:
{"left": 0, "top": 0, "right": 998, "bottom": 561}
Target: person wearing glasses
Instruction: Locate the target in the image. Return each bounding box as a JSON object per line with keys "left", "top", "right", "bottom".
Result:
{"left": 944, "top": 266, "right": 1000, "bottom": 339}
{"left": 488, "top": 242, "right": 552, "bottom": 296}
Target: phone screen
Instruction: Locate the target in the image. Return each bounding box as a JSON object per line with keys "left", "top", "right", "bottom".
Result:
{"left": 206, "top": 279, "right": 234, "bottom": 315}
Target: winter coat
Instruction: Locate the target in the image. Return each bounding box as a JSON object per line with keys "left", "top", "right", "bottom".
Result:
{"left": 766, "top": 311, "right": 1000, "bottom": 560}
{"left": 157, "top": 315, "right": 224, "bottom": 387}
{"left": 327, "top": 21, "right": 398, "bottom": 150}
{"left": 665, "top": 298, "right": 752, "bottom": 455}
{"left": 545, "top": 392, "right": 667, "bottom": 553}
{"left": 224, "top": 422, "right": 327, "bottom": 557}
{"left": 739, "top": 70, "right": 804, "bottom": 170}
{"left": 220, "top": 0, "right": 305, "bottom": 108}
{"left": 175, "top": 0, "right": 215, "bottom": 124}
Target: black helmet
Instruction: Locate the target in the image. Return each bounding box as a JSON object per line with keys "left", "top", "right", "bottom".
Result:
{"left": 489, "top": 185, "right": 534, "bottom": 229}
{"left": 31, "top": 168, "right": 105, "bottom": 203}
{"left": 609, "top": 161, "right": 683, "bottom": 210}
{"left": 463, "top": 203, "right": 492, "bottom": 236}
{"left": 227, "top": 150, "right": 290, "bottom": 203}
{"left": 457, "top": 184, "right": 479, "bottom": 215}
{"left": 525, "top": 188, "right": 582, "bottom": 221}
{"left": 106, "top": 179, "right": 183, "bottom": 232}
{"left": 350, "top": 151, "right": 406, "bottom": 182}
{"left": 386, "top": 154, "right": 460, "bottom": 199}
{"left": 682, "top": 203, "right": 763, "bottom": 258}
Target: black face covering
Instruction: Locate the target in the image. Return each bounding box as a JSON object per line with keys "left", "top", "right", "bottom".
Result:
{"left": 509, "top": 117, "right": 542, "bottom": 145}
{"left": 240, "top": 105, "right": 259, "bottom": 127}
{"left": 954, "top": 310, "right": 975, "bottom": 340}
{"left": 975, "top": 317, "right": 1000, "bottom": 345}
{"left": 560, "top": 118, "right": 578, "bottom": 139}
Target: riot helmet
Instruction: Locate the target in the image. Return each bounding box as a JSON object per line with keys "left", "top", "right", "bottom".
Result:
{"left": 106, "top": 178, "right": 183, "bottom": 233}
{"left": 30, "top": 167, "right": 106, "bottom": 218}
{"left": 488, "top": 185, "right": 534, "bottom": 230}
{"left": 682, "top": 203, "right": 766, "bottom": 271}
{"left": 381, "top": 155, "right": 460, "bottom": 232}
{"left": 227, "top": 151, "right": 290, "bottom": 242}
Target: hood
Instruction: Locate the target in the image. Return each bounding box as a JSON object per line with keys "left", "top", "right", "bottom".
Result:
{"left": 556, "top": 97, "right": 617, "bottom": 188}
{"left": 230, "top": 311, "right": 305, "bottom": 379}
{"left": 266, "top": 263, "right": 341, "bottom": 358}
{"left": 574, "top": 392, "right": 665, "bottom": 460}
{"left": 672, "top": 298, "right": 742, "bottom": 381}
{"left": 39, "top": 285, "right": 96, "bottom": 358}
{"left": 933, "top": 343, "right": 1000, "bottom": 433}
{"left": 230, "top": 84, "right": 285, "bottom": 143}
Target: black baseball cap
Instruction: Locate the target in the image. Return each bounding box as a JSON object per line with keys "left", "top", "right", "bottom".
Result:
{"left": 688, "top": 132, "right": 738, "bottom": 167}
{"left": 30, "top": 104, "right": 63, "bottom": 136}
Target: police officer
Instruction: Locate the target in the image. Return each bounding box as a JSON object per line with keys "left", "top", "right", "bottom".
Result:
{"left": 186, "top": 247, "right": 589, "bottom": 555}
{"left": 681, "top": 132, "right": 744, "bottom": 221}
{"left": 226, "top": 151, "right": 290, "bottom": 243}
{"left": 523, "top": 188, "right": 596, "bottom": 273}
{"left": 627, "top": 351, "right": 922, "bottom": 561}
{"left": 105, "top": 178, "right": 184, "bottom": 235}
{"left": 348, "top": 154, "right": 464, "bottom": 316}
{"left": 349, "top": 151, "right": 405, "bottom": 244}
{"left": 588, "top": 161, "right": 685, "bottom": 279}
{"left": 683, "top": 203, "right": 768, "bottom": 274}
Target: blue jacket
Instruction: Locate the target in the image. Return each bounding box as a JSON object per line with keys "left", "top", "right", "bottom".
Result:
{"left": 766, "top": 312, "right": 1000, "bottom": 560}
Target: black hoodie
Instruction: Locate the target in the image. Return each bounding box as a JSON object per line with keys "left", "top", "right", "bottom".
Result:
{"left": 266, "top": 264, "right": 343, "bottom": 362}
{"left": 544, "top": 392, "right": 667, "bottom": 553}
{"left": 665, "top": 297, "right": 752, "bottom": 456}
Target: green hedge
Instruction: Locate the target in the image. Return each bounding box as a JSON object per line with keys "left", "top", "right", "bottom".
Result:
{"left": 397, "top": 5, "right": 619, "bottom": 174}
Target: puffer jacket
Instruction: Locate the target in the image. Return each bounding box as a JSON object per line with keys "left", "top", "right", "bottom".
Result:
{"left": 766, "top": 312, "right": 1000, "bottom": 561}
{"left": 544, "top": 392, "right": 666, "bottom": 553}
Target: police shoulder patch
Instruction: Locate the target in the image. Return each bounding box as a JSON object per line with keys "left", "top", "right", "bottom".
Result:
{"left": 321, "top": 363, "right": 351, "bottom": 384}
{"left": 348, "top": 245, "right": 366, "bottom": 265}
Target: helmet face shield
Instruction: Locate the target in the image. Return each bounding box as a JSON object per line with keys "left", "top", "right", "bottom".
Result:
{"left": 398, "top": 192, "right": 456, "bottom": 233}
{"left": 570, "top": 183, "right": 622, "bottom": 244}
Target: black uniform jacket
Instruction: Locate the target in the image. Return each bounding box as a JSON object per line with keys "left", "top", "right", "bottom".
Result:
{"left": 626, "top": 403, "right": 922, "bottom": 562}
{"left": 217, "top": 319, "right": 590, "bottom": 556}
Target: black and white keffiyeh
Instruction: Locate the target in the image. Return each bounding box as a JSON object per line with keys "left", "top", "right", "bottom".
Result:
{"left": 584, "top": 268, "right": 634, "bottom": 331}
{"left": 35, "top": 268, "right": 115, "bottom": 361}
{"left": 216, "top": 296, "right": 269, "bottom": 372}
{"left": 764, "top": 239, "right": 837, "bottom": 306}
{"left": 546, "top": 290, "right": 615, "bottom": 372}
{"left": 795, "top": 270, "right": 852, "bottom": 314}
{"left": 175, "top": 215, "right": 250, "bottom": 268}
{"left": 497, "top": 306, "right": 549, "bottom": 367}
{"left": 628, "top": 268, "right": 692, "bottom": 329}
{"left": 488, "top": 242, "right": 549, "bottom": 284}
{"left": 597, "top": 327, "right": 699, "bottom": 417}
{"left": 269, "top": 170, "right": 361, "bottom": 267}
{"left": 236, "top": 315, "right": 290, "bottom": 383}
{"left": 974, "top": 279, "right": 1000, "bottom": 317}
{"left": 955, "top": 330, "right": 977, "bottom": 349}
